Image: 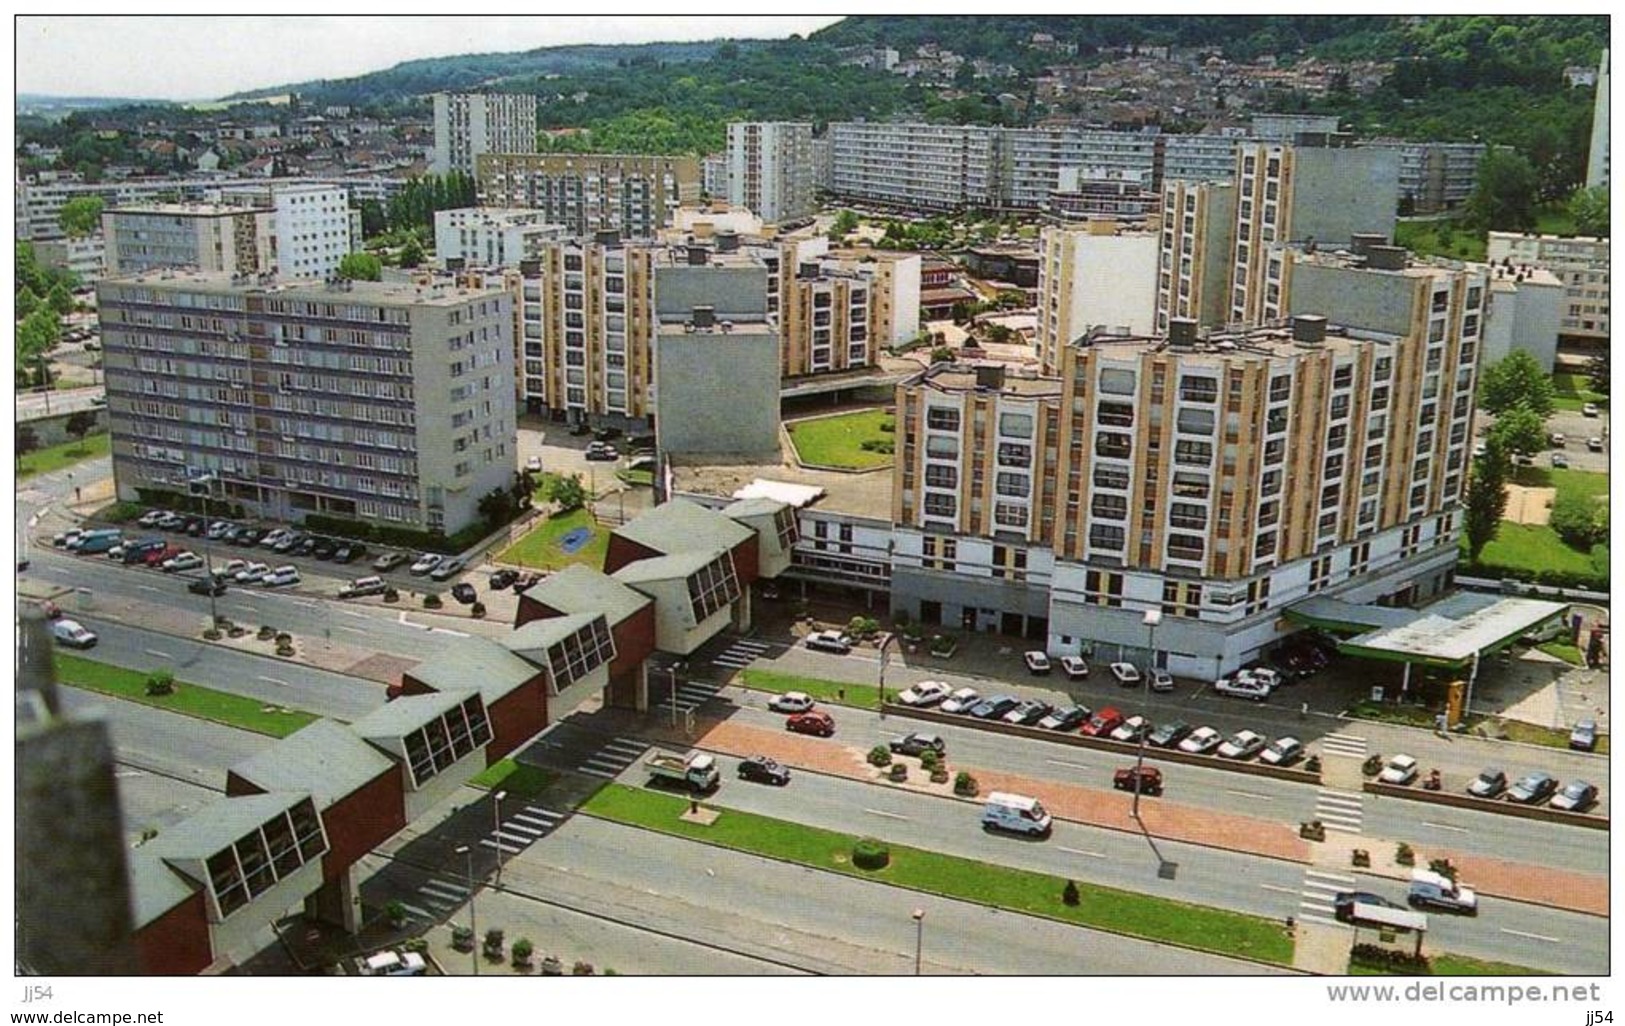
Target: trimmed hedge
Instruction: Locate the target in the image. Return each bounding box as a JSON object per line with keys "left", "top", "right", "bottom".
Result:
{"left": 852, "top": 837, "right": 891, "bottom": 870}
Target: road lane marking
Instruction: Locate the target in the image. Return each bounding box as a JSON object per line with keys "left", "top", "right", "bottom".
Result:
{"left": 1500, "top": 928, "right": 1561, "bottom": 943}
{"left": 338, "top": 607, "right": 370, "bottom": 618}
{"left": 143, "top": 649, "right": 172, "bottom": 660}
{"left": 1259, "top": 883, "right": 1298, "bottom": 894}
{"left": 336, "top": 625, "right": 367, "bottom": 635}
{"left": 1046, "top": 758, "right": 1093, "bottom": 770}
{"left": 1057, "top": 846, "right": 1107, "bottom": 859}
{"left": 1420, "top": 821, "right": 1469, "bottom": 833}
{"left": 135, "top": 584, "right": 159, "bottom": 593}
{"left": 258, "top": 676, "right": 290, "bottom": 688}
{"left": 863, "top": 808, "right": 910, "bottom": 821}
{"left": 231, "top": 604, "right": 259, "bottom": 616}
{"left": 1225, "top": 789, "right": 1275, "bottom": 801}
{"left": 433, "top": 627, "right": 469, "bottom": 637}
{"left": 1304, "top": 870, "right": 1357, "bottom": 884}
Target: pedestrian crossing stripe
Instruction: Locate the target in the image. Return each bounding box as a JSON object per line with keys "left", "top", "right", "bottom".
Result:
{"left": 601, "top": 739, "right": 647, "bottom": 754}
{"left": 418, "top": 878, "right": 468, "bottom": 898}
{"left": 1323, "top": 822, "right": 1361, "bottom": 833}
{"left": 1299, "top": 900, "right": 1337, "bottom": 913}
{"left": 479, "top": 838, "right": 524, "bottom": 853}
{"left": 398, "top": 901, "right": 436, "bottom": 919}
{"left": 1304, "top": 870, "right": 1357, "bottom": 885}
{"left": 521, "top": 807, "right": 561, "bottom": 820}
{"left": 1297, "top": 912, "right": 1345, "bottom": 927}
{"left": 511, "top": 814, "right": 557, "bottom": 829}
{"left": 578, "top": 766, "right": 618, "bottom": 779}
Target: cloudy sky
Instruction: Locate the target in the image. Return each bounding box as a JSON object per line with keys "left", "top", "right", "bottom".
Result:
{"left": 16, "top": 14, "right": 847, "bottom": 101}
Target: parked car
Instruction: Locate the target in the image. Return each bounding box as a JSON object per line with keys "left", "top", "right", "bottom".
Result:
{"left": 593, "top": 426, "right": 623, "bottom": 442}
{"left": 1080, "top": 706, "right": 1125, "bottom": 738}
{"left": 1549, "top": 432, "right": 1567, "bottom": 448}
{"left": 182, "top": 515, "right": 208, "bottom": 536}
{"left": 232, "top": 527, "right": 263, "bottom": 547}
{"left": 1149, "top": 721, "right": 1194, "bottom": 748}
{"left": 1506, "top": 771, "right": 1560, "bottom": 805}
{"left": 1550, "top": 780, "right": 1598, "bottom": 812}
{"left": 1466, "top": 768, "right": 1507, "bottom": 799}
{"left": 213, "top": 558, "right": 248, "bottom": 579}
{"left": 1038, "top": 705, "right": 1089, "bottom": 731}
{"left": 261, "top": 566, "right": 301, "bottom": 588}
{"left": 1112, "top": 766, "right": 1163, "bottom": 795}
{"left": 1379, "top": 754, "right": 1420, "bottom": 785}
{"left": 339, "top": 576, "right": 389, "bottom": 599}
{"left": 768, "top": 692, "right": 816, "bottom": 714}
{"left": 374, "top": 551, "right": 409, "bottom": 573}
{"left": 259, "top": 528, "right": 292, "bottom": 550}
{"left": 333, "top": 543, "right": 365, "bottom": 564}
{"left": 1260, "top": 736, "right": 1304, "bottom": 766}
{"left": 1218, "top": 729, "right": 1267, "bottom": 760}
{"left": 997, "top": 697, "right": 1047, "bottom": 725}
{"left": 1110, "top": 715, "right": 1152, "bottom": 744}
{"left": 160, "top": 551, "right": 203, "bottom": 572}
{"left": 1407, "top": 868, "right": 1477, "bottom": 915}
{"left": 785, "top": 711, "right": 835, "bottom": 737}
{"left": 804, "top": 630, "right": 852, "bottom": 654}
{"left": 1587, "top": 436, "right": 1604, "bottom": 452}
{"left": 51, "top": 618, "right": 98, "bottom": 648}
{"left": 968, "top": 695, "right": 1020, "bottom": 720}
{"left": 1178, "top": 726, "right": 1223, "bottom": 755}
{"left": 206, "top": 521, "right": 234, "bottom": 540}
{"left": 584, "top": 442, "right": 619, "bottom": 462}
{"left": 1214, "top": 675, "right": 1272, "bottom": 701}
{"left": 1551, "top": 452, "right": 1571, "bottom": 468}
{"left": 1022, "top": 650, "right": 1051, "bottom": 675}
{"left": 450, "top": 582, "right": 477, "bottom": 605}
{"left": 939, "top": 687, "right": 980, "bottom": 715}
{"left": 1149, "top": 669, "right": 1175, "bottom": 693}
{"left": 1108, "top": 662, "right": 1141, "bottom": 687}
{"left": 737, "top": 755, "right": 790, "bottom": 786}
{"left": 1583, "top": 402, "right": 1600, "bottom": 417}
{"left": 156, "top": 512, "right": 186, "bottom": 531}
{"left": 272, "top": 531, "right": 306, "bottom": 554}
{"left": 429, "top": 557, "right": 467, "bottom": 582}
{"left": 1333, "top": 892, "right": 1405, "bottom": 924}
{"left": 1569, "top": 719, "right": 1599, "bottom": 752}
{"left": 510, "top": 571, "right": 542, "bottom": 593}
{"left": 312, "top": 537, "right": 340, "bottom": 560}
{"left": 140, "top": 543, "right": 185, "bottom": 567}
{"left": 52, "top": 528, "right": 84, "bottom": 548}
{"left": 409, "top": 553, "right": 443, "bottom": 576}
{"left": 489, "top": 569, "right": 519, "bottom": 591}
{"left": 188, "top": 577, "right": 227, "bottom": 597}
{"left": 234, "top": 562, "right": 271, "bottom": 584}
{"left": 526, "top": 455, "right": 544, "bottom": 472}
{"left": 897, "top": 680, "right": 951, "bottom": 707}
{"left": 1060, "top": 655, "right": 1090, "bottom": 679}
{"left": 889, "top": 732, "right": 945, "bottom": 757}
{"left": 137, "top": 509, "right": 167, "bottom": 527}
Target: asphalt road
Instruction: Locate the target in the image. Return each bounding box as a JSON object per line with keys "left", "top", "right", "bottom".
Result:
{"left": 57, "top": 684, "right": 273, "bottom": 788}
{"left": 16, "top": 383, "right": 103, "bottom": 421}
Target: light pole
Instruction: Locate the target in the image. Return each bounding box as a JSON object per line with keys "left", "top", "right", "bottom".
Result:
{"left": 878, "top": 631, "right": 898, "bottom": 719}
{"left": 457, "top": 844, "right": 478, "bottom": 976}
{"left": 38, "top": 353, "right": 52, "bottom": 415}
{"left": 492, "top": 790, "right": 508, "bottom": 889}
{"left": 1133, "top": 610, "right": 1162, "bottom": 821}
{"left": 911, "top": 908, "right": 925, "bottom": 975}
{"left": 189, "top": 474, "right": 221, "bottom": 630}
{"left": 1143, "top": 608, "right": 1162, "bottom": 676}
{"left": 669, "top": 662, "right": 682, "bottom": 728}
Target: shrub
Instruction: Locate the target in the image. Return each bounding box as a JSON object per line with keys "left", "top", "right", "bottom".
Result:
{"left": 1352, "top": 849, "right": 1371, "bottom": 868}
{"left": 852, "top": 837, "right": 891, "bottom": 870}
{"left": 919, "top": 749, "right": 941, "bottom": 772}
{"left": 1396, "top": 842, "right": 1416, "bottom": 866}
{"left": 867, "top": 744, "right": 893, "bottom": 767}
{"left": 1351, "top": 943, "right": 1431, "bottom": 973}
{"left": 1427, "top": 857, "right": 1456, "bottom": 881}
{"left": 385, "top": 899, "right": 406, "bottom": 926}
{"left": 888, "top": 763, "right": 908, "bottom": 782}
{"left": 1550, "top": 492, "right": 1605, "bottom": 548}
{"left": 383, "top": 587, "right": 399, "bottom": 603}
{"left": 512, "top": 938, "right": 534, "bottom": 967}
{"left": 930, "top": 766, "right": 950, "bottom": 784}
{"left": 276, "top": 642, "right": 295, "bottom": 657}
{"left": 257, "top": 625, "right": 276, "bottom": 641}
{"left": 144, "top": 670, "right": 176, "bottom": 697}
{"left": 1062, "top": 879, "right": 1081, "bottom": 906}
{"left": 402, "top": 937, "right": 428, "bottom": 954}
{"left": 1361, "top": 754, "right": 1384, "bottom": 777}
{"left": 858, "top": 438, "right": 895, "bottom": 454}
{"left": 572, "top": 960, "right": 596, "bottom": 976}
{"left": 471, "top": 601, "right": 486, "bottom": 619}
{"left": 423, "top": 593, "right": 443, "bottom": 609}
{"left": 953, "top": 771, "right": 979, "bottom": 797}
{"left": 275, "top": 632, "right": 292, "bottom": 645}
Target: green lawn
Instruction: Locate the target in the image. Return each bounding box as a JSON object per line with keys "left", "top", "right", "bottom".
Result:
{"left": 1394, "top": 219, "right": 1487, "bottom": 262}
{"left": 1473, "top": 523, "right": 1597, "bottom": 578}
{"left": 468, "top": 758, "right": 554, "bottom": 799}
{"left": 17, "top": 433, "right": 110, "bottom": 479}
{"left": 496, "top": 506, "right": 608, "bottom": 571}
{"left": 1551, "top": 372, "right": 1606, "bottom": 414}
{"left": 529, "top": 471, "right": 566, "bottom": 505}
{"left": 54, "top": 653, "right": 319, "bottom": 737}
{"left": 1537, "top": 641, "right": 1584, "bottom": 665}
{"left": 1430, "top": 953, "right": 1552, "bottom": 976}
{"left": 786, "top": 410, "right": 895, "bottom": 469}
{"left": 740, "top": 668, "right": 882, "bottom": 710}
{"left": 616, "top": 468, "right": 654, "bottom": 487}
{"left": 583, "top": 784, "right": 1293, "bottom": 965}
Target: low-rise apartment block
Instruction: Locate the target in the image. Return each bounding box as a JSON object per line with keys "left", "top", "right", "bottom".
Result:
{"left": 477, "top": 153, "right": 701, "bottom": 238}
{"left": 102, "top": 203, "right": 276, "bottom": 277}
{"left": 433, "top": 207, "right": 565, "bottom": 268}
{"left": 97, "top": 272, "right": 515, "bottom": 537}
{"left": 1485, "top": 231, "right": 1609, "bottom": 342}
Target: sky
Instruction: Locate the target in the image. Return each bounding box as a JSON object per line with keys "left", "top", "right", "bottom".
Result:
{"left": 15, "top": 14, "right": 848, "bottom": 102}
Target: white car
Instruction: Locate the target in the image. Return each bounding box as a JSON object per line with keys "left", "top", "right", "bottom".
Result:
{"left": 1218, "top": 729, "right": 1267, "bottom": 759}
{"left": 52, "top": 528, "right": 84, "bottom": 548}
{"left": 1379, "top": 754, "right": 1420, "bottom": 785}
{"left": 1260, "top": 736, "right": 1304, "bottom": 766}
{"left": 1109, "top": 662, "right": 1141, "bottom": 687}
{"left": 1060, "top": 655, "right": 1090, "bottom": 679}
{"left": 1023, "top": 651, "right": 1051, "bottom": 674}
{"left": 51, "top": 618, "right": 98, "bottom": 648}
{"left": 804, "top": 630, "right": 852, "bottom": 654}
{"left": 137, "top": 509, "right": 167, "bottom": 527}
{"left": 897, "top": 680, "right": 951, "bottom": 707}
{"left": 1587, "top": 436, "right": 1604, "bottom": 452}
{"left": 1214, "top": 675, "right": 1271, "bottom": 702}
{"left": 234, "top": 562, "right": 271, "bottom": 584}
{"left": 1149, "top": 669, "right": 1175, "bottom": 693}
{"left": 1178, "top": 726, "right": 1224, "bottom": 755}
{"left": 207, "top": 520, "right": 234, "bottom": 540}
{"left": 213, "top": 558, "right": 248, "bottom": 579}
{"left": 409, "top": 553, "right": 443, "bottom": 576}
{"left": 767, "top": 691, "right": 816, "bottom": 714}
{"left": 939, "top": 687, "right": 981, "bottom": 715}
{"left": 1247, "top": 667, "right": 1282, "bottom": 690}
{"left": 259, "top": 528, "right": 292, "bottom": 549}
{"left": 261, "top": 566, "right": 301, "bottom": 587}
{"left": 1110, "top": 715, "right": 1151, "bottom": 743}
{"left": 160, "top": 551, "right": 203, "bottom": 572}
{"left": 526, "top": 455, "right": 543, "bottom": 472}
{"left": 1582, "top": 402, "right": 1600, "bottom": 417}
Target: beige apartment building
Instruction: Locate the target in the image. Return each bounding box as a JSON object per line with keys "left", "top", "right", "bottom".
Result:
{"left": 476, "top": 153, "right": 701, "bottom": 239}
{"left": 1036, "top": 220, "right": 1162, "bottom": 375}
{"left": 102, "top": 203, "right": 276, "bottom": 277}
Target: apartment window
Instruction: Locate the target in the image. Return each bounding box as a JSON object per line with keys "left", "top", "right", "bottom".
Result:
{"left": 1089, "top": 524, "right": 1125, "bottom": 550}
{"left": 993, "top": 503, "right": 1028, "bottom": 529}
{"left": 1254, "top": 531, "right": 1277, "bottom": 558}
{"left": 926, "top": 407, "right": 960, "bottom": 431}
{"left": 995, "top": 472, "right": 1029, "bottom": 497}
{"left": 1177, "top": 408, "right": 1215, "bottom": 435}
{"left": 998, "top": 411, "right": 1033, "bottom": 436}
{"left": 923, "top": 493, "right": 957, "bottom": 518}
{"left": 924, "top": 464, "right": 957, "bottom": 489}
{"left": 1095, "top": 433, "right": 1132, "bottom": 459}
{"left": 1180, "top": 375, "right": 1219, "bottom": 403}
{"left": 1174, "top": 439, "right": 1213, "bottom": 466}
{"left": 1091, "top": 494, "right": 1128, "bottom": 520}
{"left": 1268, "top": 375, "right": 1291, "bottom": 402}
{"left": 1169, "top": 502, "right": 1206, "bottom": 530}
{"left": 997, "top": 442, "right": 1032, "bottom": 467}
{"left": 1167, "top": 533, "right": 1205, "bottom": 560}
{"left": 926, "top": 435, "right": 959, "bottom": 458}
{"left": 1093, "top": 464, "right": 1131, "bottom": 490}
{"left": 1099, "top": 368, "right": 1136, "bottom": 395}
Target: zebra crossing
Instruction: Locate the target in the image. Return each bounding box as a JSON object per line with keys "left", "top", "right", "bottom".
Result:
{"left": 576, "top": 736, "right": 648, "bottom": 779}
{"left": 1319, "top": 732, "right": 1369, "bottom": 758}
{"left": 1298, "top": 869, "right": 1357, "bottom": 927}
{"left": 712, "top": 637, "right": 772, "bottom": 670}
{"left": 1315, "top": 789, "right": 1365, "bottom": 834}
{"left": 668, "top": 678, "right": 723, "bottom": 714}
{"left": 480, "top": 805, "right": 564, "bottom": 854}
{"left": 397, "top": 875, "right": 471, "bottom": 923}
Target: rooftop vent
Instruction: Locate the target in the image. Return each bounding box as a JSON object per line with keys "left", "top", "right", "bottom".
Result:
{"left": 595, "top": 230, "right": 621, "bottom": 248}
{"left": 1168, "top": 317, "right": 1198, "bottom": 348}
{"left": 687, "top": 245, "right": 710, "bottom": 267}
{"left": 692, "top": 305, "right": 716, "bottom": 329}
{"left": 519, "top": 258, "right": 542, "bottom": 277}
{"left": 1292, "top": 314, "right": 1328, "bottom": 345}
{"left": 1349, "top": 232, "right": 1387, "bottom": 256}
{"left": 974, "top": 365, "right": 1006, "bottom": 391}
{"left": 715, "top": 230, "right": 740, "bottom": 253}
{"left": 1365, "top": 245, "right": 1408, "bottom": 271}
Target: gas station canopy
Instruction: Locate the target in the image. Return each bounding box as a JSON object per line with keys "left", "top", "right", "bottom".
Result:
{"left": 1287, "top": 593, "right": 1571, "bottom": 669}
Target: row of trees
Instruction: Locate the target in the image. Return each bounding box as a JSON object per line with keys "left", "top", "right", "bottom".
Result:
{"left": 15, "top": 242, "right": 80, "bottom": 388}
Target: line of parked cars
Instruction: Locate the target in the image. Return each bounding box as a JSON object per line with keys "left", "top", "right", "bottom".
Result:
{"left": 1463, "top": 766, "right": 1598, "bottom": 812}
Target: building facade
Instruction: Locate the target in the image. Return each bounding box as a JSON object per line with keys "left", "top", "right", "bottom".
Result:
{"left": 96, "top": 272, "right": 515, "bottom": 536}
{"left": 218, "top": 183, "right": 358, "bottom": 280}
{"left": 1358, "top": 140, "right": 1487, "bottom": 214}
{"left": 432, "top": 92, "right": 538, "bottom": 177}
{"left": 102, "top": 203, "right": 275, "bottom": 277}
{"left": 476, "top": 153, "right": 701, "bottom": 238}
{"left": 1586, "top": 48, "right": 1609, "bottom": 188}
{"left": 828, "top": 121, "right": 1002, "bottom": 210}
{"left": 726, "top": 122, "right": 816, "bottom": 224}
{"left": 1037, "top": 221, "right": 1161, "bottom": 374}
{"left": 432, "top": 207, "right": 565, "bottom": 268}
{"left": 1485, "top": 231, "right": 1610, "bottom": 342}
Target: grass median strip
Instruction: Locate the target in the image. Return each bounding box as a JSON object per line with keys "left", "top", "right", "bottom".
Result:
{"left": 740, "top": 668, "right": 881, "bottom": 711}
{"left": 469, "top": 758, "right": 553, "bottom": 799}
{"left": 54, "top": 653, "right": 319, "bottom": 738}
{"left": 17, "top": 433, "right": 110, "bottom": 479}
{"left": 583, "top": 783, "right": 1292, "bottom": 965}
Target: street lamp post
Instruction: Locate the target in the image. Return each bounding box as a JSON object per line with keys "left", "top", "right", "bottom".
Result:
{"left": 457, "top": 844, "right": 478, "bottom": 976}
{"left": 492, "top": 790, "right": 508, "bottom": 890}
{"left": 38, "top": 353, "right": 51, "bottom": 416}
{"left": 911, "top": 908, "right": 925, "bottom": 975}
{"left": 669, "top": 663, "right": 681, "bottom": 728}
{"left": 1143, "top": 608, "right": 1162, "bottom": 675}
{"left": 189, "top": 474, "right": 221, "bottom": 629}
{"left": 1134, "top": 610, "right": 1163, "bottom": 821}
{"left": 878, "top": 632, "right": 898, "bottom": 719}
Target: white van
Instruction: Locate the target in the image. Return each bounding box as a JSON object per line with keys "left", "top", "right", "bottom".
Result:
{"left": 981, "top": 792, "right": 1053, "bottom": 837}
{"left": 357, "top": 950, "right": 427, "bottom": 976}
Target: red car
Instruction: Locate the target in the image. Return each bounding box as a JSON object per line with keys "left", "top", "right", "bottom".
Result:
{"left": 142, "top": 543, "right": 185, "bottom": 567}
{"left": 1080, "top": 706, "right": 1125, "bottom": 738}
{"left": 786, "top": 711, "right": 836, "bottom": 737}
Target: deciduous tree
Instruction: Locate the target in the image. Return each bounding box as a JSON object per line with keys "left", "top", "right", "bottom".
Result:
{"left": 1477, "top": 350, "right": 1555, "bottom": 417}
{"left": 1462, "top": 433, "right": 1509, "bottom": 562}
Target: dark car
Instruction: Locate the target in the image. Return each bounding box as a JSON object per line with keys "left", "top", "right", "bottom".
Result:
{"left": 584, "top": 442, "right": 619, "bottom": 462}
{"left": 489, "top": 569, "right": 518, "bottom": 591}
{"left": 312, "top": 537, "right": 339, "bottom": 560}
{"left": 1333, "top": 892, "right": 1405, "bottom": 924}
{"left": 593, "top": 426, "right": 623, "bottom": 442}
{"left": 968, "top": 695, "right": 1019, "bottom": 720}
{"left": 187, "top": 577, "right": 228, "bottom": 597}
{"left": 627, "top": 433, "right": 657, "bottom": 454}
{"left": 1037, "top": 705, "right": 1089, "bottom": 731}
{"left": 273, "top": 531, "right": 305, "bottom": 554}
{"left": 181, "top": 515, "right": 207, "bottom": 536}
{"left": 786, "top": 711, "right": 835, "bottom": 737}
{"left": 1506, "top": 771, "right": 1560, "bottom": 805}
{"left": 1569, "top": 719, "right": 1599, "bottom": 752}
{"left": 333, "top": 543, "right": 366, "bottom": 564}
{"left": 1112, "top": 766, "right": 1163, "bottom": 796}
{"left": 1466, "top": 768, "right": 1507, "bottom": 799}
{"left": 889, "top": 732, "right": 946, "bottom": 757}
{"left": 1002, "top": 699, "right": 1051, "bottom": 726}
{"left": 1550, "top": 780, "right": 1598, "bottom": 812}
{"left": 737, "top": 755, "right": 791, "bottom": 786}
{"left": 232, "top": 527, "right": 262, "bottom": 547}
{"left": 450, "top": 582, "right": 478, "bottom": 605}
{"left": 299, "top": 535, "right": 321, "bottom": 556}
{"left": 1148, "top": 721, "right": 1194, "bottom": 748}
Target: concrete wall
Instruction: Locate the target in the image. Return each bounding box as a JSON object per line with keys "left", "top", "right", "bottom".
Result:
{"left": 653, "top": 264, "right": 768, "bottom": 322}
{"left": 1291, "top": 147, "right": 1399, "bottom": 246}
{"left": 1066, "top": 233, "right": 1159, "bottom": 336}
{"left": 655, "top": 328, "right": 781, "bottom": 457}
{"left": 1286, "top": 260, "right": 1416, "bottom": 336}
{"left": 1483, "top": 277, "right": 1564, "bottom": 370}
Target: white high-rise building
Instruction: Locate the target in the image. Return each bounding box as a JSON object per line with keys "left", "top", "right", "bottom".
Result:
{"left": 726, "top": 122, "right": 816, "bottom": 224}
{"left": 220, "top": 183, "right": 355, "bottom": 280}
{"left": 432, "top": 93, "right": 538, "bottom": 178}
{"left": 1586, "top": 48, "right": 1609, "bottom": 188}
